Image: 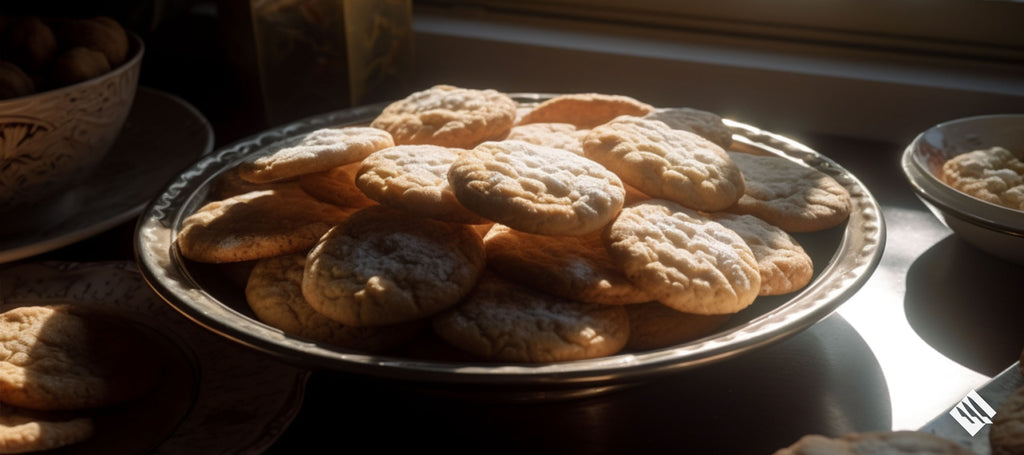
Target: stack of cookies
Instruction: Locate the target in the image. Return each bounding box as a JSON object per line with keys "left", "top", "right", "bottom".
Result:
{"left": 177, "top": 84, "right": 852, "bottom": 363}
{"left": 0, "top": 305, "right": 165, "bottom": 453}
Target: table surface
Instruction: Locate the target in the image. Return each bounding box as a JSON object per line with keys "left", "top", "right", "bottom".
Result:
{"left": 28, "top": 128, "right": 1023, "bottom": 454}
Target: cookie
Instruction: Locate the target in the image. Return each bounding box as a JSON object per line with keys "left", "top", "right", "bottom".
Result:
{"left": 448, "top": 140, "right": 626, "bottom": 236}
{"left": 209, "top": 164, "right": 302, "bottom": 200}
{"left": 773, "top": 431, "right": 976, "bottom": 455}
{"left": 624, "top": 302, "right": 732, "bottom": 350}
{"left": 177, "top": 188, "right": 352, "bottom": 263}
{"left": 644, "top": 107, "right": 733, "bottom": 149}
{"left": 431, "top": 274, "right": 630, "bottom": 362}
{"left": 583, "top": 116, "right": 745, "bottom": 212}
{"left": 0, "top": 409, "right": 94, "bottom": 454}
{"left": 299, "top": 163, "right": 378, "bottom": 210}
{"left": 709, "top": 212, "right": 814, "bottom": 296}
{"left": 517, "top": 93, "right": 654, "bottom": 129}
{"left": 245, "top": 253, "right": 424, "bottom": 352}
{"left": 238, "top": 126, "right": 394, "bottom": 183}
{"left": 302, "top": 205, "right": 486, "bottom": 326}
{"left": 483, "top": 224, "right": 651, "bottom": 305}
{"left": 506, "top": 122, "right": 588, "bottom": 155}
{"left": 991, "top": 384, "right": 1024, "bottom": 455}
{"left": 603, "top": 199, "right": 761, "bottom": 315}
{"left": 356, "top": 144, "right": 489, "bottom": 224}
{"left": 0, "top": 305, "right": 163, "bottom": 411}
{"left": 370, "top": 84, "right": 517, "bottom": 148}
{"left": 726, "top": 151, "right": 852, "bottom": 232}
{"left": 940, "top": 146, "right": 1024, "bottom": 211}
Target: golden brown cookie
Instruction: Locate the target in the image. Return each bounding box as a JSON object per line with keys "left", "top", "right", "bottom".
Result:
{"left": 302, "top": 205, "right": 486, "bottom": 327}
{"left": 370, "top": 84, "right": 517, "bottom": 148}
{"left": 624, "top": 302, "right": 732, "bottom": 350}
{"left": 356, "top": 144, "right": 489, "bottom": 224}
{"left": 506, "top": 122, "right": 588, "bottom": 155}
{"left": 0, "top": 305, "right": 163, "bottom": 412}
{"left": 518, "top": 93, "right": 654, "bottom": 129}
{"left": 991, "top": 384, "right": 1024, "bottom": 455}
{"left": 709, "top": 212, "right": 814, "bottom": 296}
{"left": 726, "top": 151, "right": 852, "bottom": 232}
{"left": 448, "top": 140, "right": 626, "bottom": 236}
{"left": 208, "top": 164, "right": 302, "bottom": 200}
{"left": 583, "top": 116, "right": 745, "bottom": 212}
{"left": 299, "top": 163, "right": 378, "bottom": 210}
{"left": 773, "top": 431, "right": 976, "bottom": 455}
{"left": 940, "top": 146, "right": 1024, "bottom": 211}
{"left": 245, "top": 253, "right": 424, "bottom": 352}
{"left": 431, "top": 274, "right": 630, "bottom": 363}
{"left": 0, "top": 408, "right": 94, "bottom": 454}
{"left": 177, "top": 188, "right": 352, "bottom": 263}
{"left": 483, "top": 224, "right": 651, "bottom": 305}
{"left": 644, "top": 107, "right": 733, "bottom": 149}
{"left": 238, "top": 126, "right": 394, "bottom": 184}
{"left": 603, "top": 199, "right": 761, "bottom": 315}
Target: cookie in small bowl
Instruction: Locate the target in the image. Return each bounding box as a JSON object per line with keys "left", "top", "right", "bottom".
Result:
{"left": 901, "top": 114, "right": 1024, "bottom": 264}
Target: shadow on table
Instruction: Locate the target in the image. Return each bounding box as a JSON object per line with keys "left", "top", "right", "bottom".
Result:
{"left": 266, "top": 314, "right": 890, "bottom": 454}
{"left": 904, "top": 234, "right": 1024, "bottom": 377}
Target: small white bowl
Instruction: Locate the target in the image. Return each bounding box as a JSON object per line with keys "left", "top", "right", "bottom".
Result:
{"left": 901, "top": 114, "right": 1024, "bottom": 264}
{"left": 0, "top": 32, "right": 144, "bottom": 224}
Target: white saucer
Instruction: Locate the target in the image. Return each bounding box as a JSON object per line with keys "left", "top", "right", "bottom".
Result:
{"left": 0, "top": 87, "right": 214, "bottom": 263}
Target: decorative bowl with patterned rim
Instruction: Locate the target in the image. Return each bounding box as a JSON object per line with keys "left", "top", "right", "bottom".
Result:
{"left": 136, "top": 94, "right": 885, "bottom": 399}
{"left": 0, "top": 32, "right": 143, "bottom": 216}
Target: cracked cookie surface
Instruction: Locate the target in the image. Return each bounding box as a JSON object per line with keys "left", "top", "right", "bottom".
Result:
{"left": 603, "top": 199, "right": 760, "bottom": 315}
{"left": 448, "top": 140, "right": 625, "bottom": 236}
{"left": 246, "top": 253, "right": 425, "bottom": 352}
{"left": 239, "top": 126, "right": 394, "bottom": 183}
{"left": 941, "top": 146, "right": 1024, "bottom": 211}
{"left": 302, "top": 205, "right": 486, "bottom": 326}
{"left": 432, "top": 274, "right": 630, "bottom": 362}
{"left": 583, "top": 116, "right": 745, "bottom": 212}
{"left": 370, "top": 84, "right": 517, "bottom": 148}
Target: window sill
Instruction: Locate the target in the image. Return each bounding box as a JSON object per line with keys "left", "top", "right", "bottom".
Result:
{"left": 410, "top": 7, "right": 1024, "bottom": 144}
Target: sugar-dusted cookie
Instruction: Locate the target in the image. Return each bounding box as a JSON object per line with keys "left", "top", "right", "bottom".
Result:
{"left": 644, "top": 107, "right": 733, "bottom": 149}
{"left": 0, "top": 305, "right": 163, "bottom": 411}
{"left": 603, "top": 199, "right": 761, "bottom": 315}
{"left": 624, "top": 301, "right": 731, "bottom": 350}
{"left": 773, "top": 431, "right": 976, "bottom": 455}
{"left": 518, "top": 93, "right": 654, "bottom": 129}
{"left": 991, "top": 384, "right": 1024, "bottom": 455}
{"left": 302, "top": 205, "right": 486, "bottom": 327}
{"left": 448, "top": 140, "right": 626, "bottom": 236}
{"left": 299, "top": 163, "right": 378, "bottom": 210}
{"left": 583, "top": 116, "right": 745, "bottom": 212}
{"left": 483, "top": 224, "right": 651, "bottom": 305}
{"left": 940, "top": 146, "right": 1024, "bottom": 211}
{"left": 246, "top": 253, "right": 424, "bottom": 352}
{"left": 239, "top": 126, "right": 394, "bottom": 183}
{"left": 0, "top": 408, "right": 94, "bottom": 454}
{"left": 709, "top": 212, "right": 813, "bottom": 296}
{"left": 370, "top": 84, "right": 517, "bottom": 148}
{"left": 356, "top": 144, "right": 489, "bottom": 224}
{"left": 177, "top": 188, "right": 352, "bottom": 263}
{"left": 432, "top": 274, "right": 630, "bottom": 362}
{"left": 726, "top": 151, "right": 851, "bottom": 232}
{"left": 506, "top": 122, "right": 588, "bottom": 155}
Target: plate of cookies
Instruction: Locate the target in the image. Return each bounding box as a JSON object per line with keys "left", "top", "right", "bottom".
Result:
{"left": 136, "top": 85, "right": 884, "bottom": 397}
{"left": 0, "top": 261, "right": 307, "bottom": 453}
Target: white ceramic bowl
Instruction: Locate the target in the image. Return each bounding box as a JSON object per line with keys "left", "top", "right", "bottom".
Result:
{"left": 0, "top": 32, "right": 143, "bottom": 219}
{"left": 901, "top": 114, "right": 1024, "bottom": 264}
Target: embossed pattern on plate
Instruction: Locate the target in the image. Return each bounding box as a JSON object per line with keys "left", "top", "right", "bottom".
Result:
{"left": 135, "top": 94, "right": 885, "bottom": 396}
